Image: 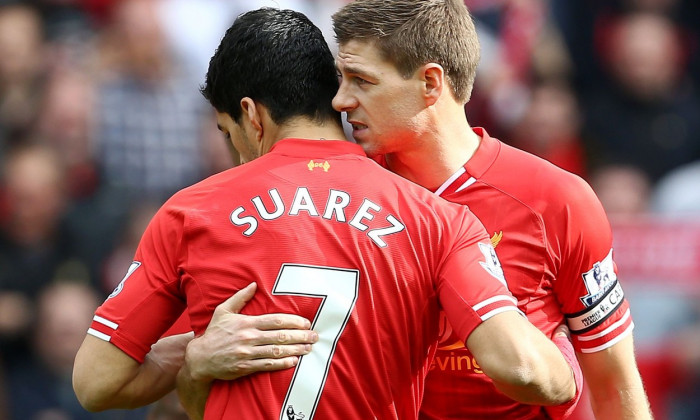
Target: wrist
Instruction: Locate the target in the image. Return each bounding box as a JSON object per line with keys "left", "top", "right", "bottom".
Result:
{"left": 184, "top": 336, "right": 215, "bottom": 383}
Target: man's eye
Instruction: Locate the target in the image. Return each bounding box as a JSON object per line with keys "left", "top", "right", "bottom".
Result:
{"left": 356, "top": 77, "right": 369, "bottom": 85}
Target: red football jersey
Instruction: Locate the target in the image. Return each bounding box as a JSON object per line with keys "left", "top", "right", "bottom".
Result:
{"left": 419, "top": 128, "right": 633, "bottom": 419}
{"left": 88, "top": 139, "right": 518, "bottom": 420}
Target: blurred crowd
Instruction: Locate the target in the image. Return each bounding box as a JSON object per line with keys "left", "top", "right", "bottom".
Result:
{"left": 0, "top": 0, "right": 698, "bottom": 419}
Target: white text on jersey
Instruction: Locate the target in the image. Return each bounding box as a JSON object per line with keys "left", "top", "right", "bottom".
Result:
{"left": 229, "top": 187, "right": 405, "bottom": 247}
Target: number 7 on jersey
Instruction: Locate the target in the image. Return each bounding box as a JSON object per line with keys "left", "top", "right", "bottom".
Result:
{"left": 272, "top": 264, "right": 360, "bottom": 420}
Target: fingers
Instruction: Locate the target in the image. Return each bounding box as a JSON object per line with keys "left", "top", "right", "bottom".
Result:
{"left": 253, "top": 313, "right": 312, "bottom": 331}
{"left": 201, "top": 344, "right": 313, "bottom": 381}
{"left": 237, "top": 355, "right": 303, "bottom": 375}
{"left": 255, "top": 343, "right": 313, "bottom": 360}
{"left": 216, "top": 282, "right": 258, "bottom": 315}
{"left": 258, "top": 329, "right": 319, "bottom": 346}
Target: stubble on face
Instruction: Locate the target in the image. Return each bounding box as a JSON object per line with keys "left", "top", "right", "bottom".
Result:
{"left": 336, "top": 40, "right": 425, "bottom": 159}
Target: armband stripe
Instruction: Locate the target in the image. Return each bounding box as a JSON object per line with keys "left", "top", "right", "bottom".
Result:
{"left": 567, "top": 281, "right": 625, "bottom": 334}
{"left": 577, "top": 309, "right": 631, "bottom": 341}
{"left": 578, "top": 322, "right": 634, "bottom": 353}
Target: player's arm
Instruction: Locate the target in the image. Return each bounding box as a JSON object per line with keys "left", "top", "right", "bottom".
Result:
{"left": 438, "top": 210, "right": 578, "bottom": 406}
{"left": 72, "top": 331, "right": 193, "bottom": 411}
{"left": 466, "top": 311, "right": 577, "bottom": 405}
{"left": 554, "top": 177, "right": 653, "bottom": 419}
{"left": 578, "top": 335, "right": 653, "bottom": 420}
{"left": 175, "top": 283, "right": 318, "bottom": 419}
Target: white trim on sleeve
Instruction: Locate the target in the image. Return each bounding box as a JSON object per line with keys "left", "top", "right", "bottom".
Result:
{"left": 87, "top": 328, "right": 112, "bottom": 342}
{"left": 93, "top": 315, "right": 118, "bottom": 330}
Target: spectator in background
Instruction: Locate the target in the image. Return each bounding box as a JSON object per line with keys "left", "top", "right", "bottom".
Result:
{"left": 650, "top": 160, "right": 700, "bottom": 219}
{"left": 35, "top": 0, "right": 95, "bottom": 42}
{"left": 0, "top": 144, "right": 79, "bottom": 367}
{"left": 0, "top": 3, "right": 46, "bottom": 150}
{"left": 6, "top": 280, "right": 148, "bottom": 420}
{"left": 155, "top": 0, "right": 351, "bottom": 90}
{"left": 37, "top": 68, "right": 98, "bottom": 202}
{"left": 462, "top": 0, "right": 549, "bottom": 136}
{"left": 509, "top": 80, "right": 587, "bottom": 178}
{"left": 551, "top": 0, "right": 700, "bottom": 94}
{"left": 582, "top": 11, "right": 700, "bottom": 183}
{"left": 589, "top": 164, "right": 652, "bottom": 218}
{"left": 93, "top": 0, "right": 209, "bottom": 204}
{"left": 35, "top": 66, "right": 132, "bottom": 291}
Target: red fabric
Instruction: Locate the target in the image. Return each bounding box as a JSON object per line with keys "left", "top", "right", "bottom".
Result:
{"left": 419, "top": 128, "right": 632, "bottom": 419}
{"left": 90, "top": 138, "right": 517, "bottom": 419}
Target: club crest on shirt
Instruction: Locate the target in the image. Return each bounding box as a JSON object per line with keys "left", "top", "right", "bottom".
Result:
{"left": 580, "top": 249, "right": 617, "bottom": 307}
{"left": 108, "top": 261, "right": 141, "bottom": 299}
{"left": 490, "top": 231, "right": 503, "bottom": 248}
{"left": 307, "top": 160, "right": 330, "bottom": 172}
{"left": 478, "top": 242, "right": 507, "bottom": 287}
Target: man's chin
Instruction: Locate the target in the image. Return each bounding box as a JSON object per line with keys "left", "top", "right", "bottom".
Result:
{"left": 358, "top": 142, "right": 381, "bottom": 158}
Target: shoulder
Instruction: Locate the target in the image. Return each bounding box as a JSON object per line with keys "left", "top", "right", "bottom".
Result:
{"left": 491, "top": 142, "right": 600, "bottom": 210}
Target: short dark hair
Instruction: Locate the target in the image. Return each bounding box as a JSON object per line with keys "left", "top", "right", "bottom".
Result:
{"left": 201, "top": 8, "right": 341, "bottom": 125}
{"left": 333, "top": 0, "right": 480, "bottom": 104}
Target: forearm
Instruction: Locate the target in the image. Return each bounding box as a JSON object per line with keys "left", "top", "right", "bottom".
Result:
{"left": 74, "top": 333, "right": 192, "bottom": 411}
{"left": 489, "top": 325, "right": 575, "bottom": 405}
{"left": 593, "top": 386, "right": 652, "bottom": 420}
{"left": 468, "top": 313, "right": 576, "bottom": 406}
{"left": 579, "top": 335, "right": 653, "bottom": 420}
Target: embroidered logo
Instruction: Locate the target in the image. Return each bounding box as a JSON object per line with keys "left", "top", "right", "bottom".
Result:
{"left": 580, "top": 249, "right": 617, "bottom": 307}
{"left": 108, "top": 261, "right": 141, "bottom": 299}
{"left": 490, "top": 231, "right": 503, "bottom": 248}
{"left": 307, "top": 160, "right": 330, "bottom": 172}
{"left": 478, "top": 242, "right": 507, "bottom": 287}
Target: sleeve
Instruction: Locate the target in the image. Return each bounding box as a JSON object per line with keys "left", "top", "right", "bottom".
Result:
{"left": 436, "top": 210, "right": 520, "bottom": 343}
{"left": 87, "top": 204, "right": 188, "bottom": 363}
{"left": 553, "top": 177, "right": 634, "bottom": 353}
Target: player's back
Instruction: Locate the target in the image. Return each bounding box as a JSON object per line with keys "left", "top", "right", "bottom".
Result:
{"left": 166, "top": 139, "right": 506, "bottom": 420}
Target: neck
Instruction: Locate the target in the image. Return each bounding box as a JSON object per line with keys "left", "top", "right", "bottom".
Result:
{"left": 276, "top": 118, "right": 348, "bottom": 142}
{"left": 384, "top": 105, "right": 480, "bottom": 191}
{"left": 261, "top": 117, "right": 348, "bottom": 155}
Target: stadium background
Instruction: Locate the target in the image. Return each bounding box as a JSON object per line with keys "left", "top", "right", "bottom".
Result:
{"left": 0, "top": 0, "right": 698, "bottom": 419}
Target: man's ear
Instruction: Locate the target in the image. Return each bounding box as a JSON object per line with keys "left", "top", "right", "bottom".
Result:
{"left": 422, "top": 63, "right": 444, "bottom": 107}
{"left": 240, "top": 97, "right": 263, "bottom": 142}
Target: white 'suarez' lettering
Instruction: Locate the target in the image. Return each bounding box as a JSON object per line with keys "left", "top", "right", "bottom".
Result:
{"left": 349, "top": 199, "right": 381, "bottom": 231}
{"left": 252, "top": 188, "right": 285, "bottom": 220}
{"left": 323, "top": 190, "right": 351, "bottom": 222}
{"left": 289, "top": 187, "right": 319, "bottom": 216}
{"left": 230, "top": 207, "right": 258, "bottom": 236}
{"left": 232, "top": 187, "right": 405, "bottom": 247}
